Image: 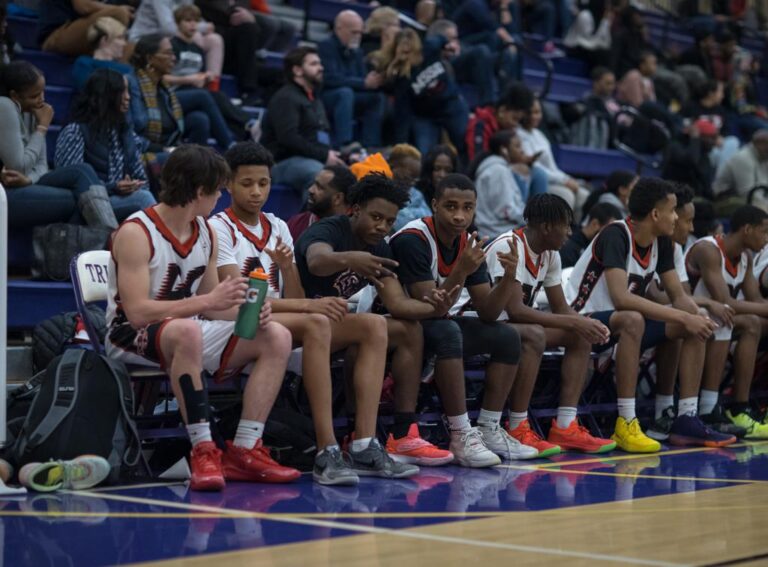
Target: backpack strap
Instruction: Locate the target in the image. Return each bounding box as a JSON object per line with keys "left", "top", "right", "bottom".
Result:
{"left": 23, "top": 349, "right": 83, "bottom": 451}
{"left": 102, "top": 357, "right": 147, "bottom": 471}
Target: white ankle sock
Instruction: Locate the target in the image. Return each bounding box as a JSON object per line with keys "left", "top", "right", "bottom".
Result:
{"left": 699, "top": 389, "right": 719, "bottom": 416}
{"left": 233, "top": 419, "right": 264, "bottom": 450}
{"left": 447, "top": 413, "right": 471, "bottom": 433}
{"left": 508, "top": 411, "right": 528, "bottom": 430}
{"left": 477, "top": 409, "right": 502, "bottom": 428}
{"left": 351, "top": 437, "right": 373, "bottom": 452}
{"left": 617, "top": 398, "right": 636, "bottom": 422}
{"left": 556, "top": 407, "right": 578, "bottom": 429}
{"left": 187, "top": 422, "right": 212, "bottom": 446}
{"left": 655, "top": 394, "right": 675, "bottom": 419}
{"left": 678, "top": 396, "right": 698, "bottom": 417}
{"left": 318, "top": 444, "right": 340, "bottom": 456}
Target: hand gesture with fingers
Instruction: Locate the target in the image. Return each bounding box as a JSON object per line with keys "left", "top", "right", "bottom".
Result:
{"left": 457, "top": 232, "right": 488, "bottom": 276}
{"left": 422, "top": 284, "right": 461, "bottom": 317}
{"left": 264, "top": 236, "right": 294, "bottom": 271}
{"left": 208, "top": 276, "right": 248, "bottom": 311}
{"left": 496, "top": 238, "right": 518, "bottom": 280}
{"left": 345, "top": 251, "right": 399, "bottom": 289}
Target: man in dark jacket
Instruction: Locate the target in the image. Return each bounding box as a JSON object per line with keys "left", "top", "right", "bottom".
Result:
{"left": 317, "top": 10, "right": 385, "bottom": 148}
{"left": 262, "top": 46, "right": 346, "bottom": 196}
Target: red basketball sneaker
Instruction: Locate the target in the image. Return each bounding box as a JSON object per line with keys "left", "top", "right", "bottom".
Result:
{"left": 190, "top": 441, "right": 225, "bottom": 492}
{"left": 222, "top": 440, "right": 301, "bottom": 483}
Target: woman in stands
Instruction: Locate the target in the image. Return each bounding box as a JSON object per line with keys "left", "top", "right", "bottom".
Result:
{"left": 518, "top": 97, "right": 591, "bottom": 221}
{"left": 55, "top": 69, "right": 156, "bottom": 222}
{"left": 0, "top": 61, "right": 117, "bottom": 229}
{"left": 72, "top": 17, "right": 132, "bottom": 91}
{"left": 362, "top": 6, "right": 401, "bottom": 55}
{"left": 563, "top": 0, "right": 613, "bottom": 71}
{"left": 581, "top": 168, "right": 637, "bottom": 219}
{"left": 127, "top": 33, "right": 234, "bottom": 153}
{"left": 414, "top": 144, "right": 456, "bottom": 204}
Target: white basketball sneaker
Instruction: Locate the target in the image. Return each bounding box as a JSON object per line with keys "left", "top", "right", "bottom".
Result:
{"left": 478, "top": 423, "right": 539, "bottom": 460}
{"left": 449, "top": 427, "right": 502, "bottom": 468}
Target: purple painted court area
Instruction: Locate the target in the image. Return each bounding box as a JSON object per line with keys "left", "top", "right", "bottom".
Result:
{"left": 3, "top": 444, "right": 768, "bottom": 566}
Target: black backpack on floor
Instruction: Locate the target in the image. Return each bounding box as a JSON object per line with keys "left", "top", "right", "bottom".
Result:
{"left": 12, "top": 348, "right": 143, "bottom": 483}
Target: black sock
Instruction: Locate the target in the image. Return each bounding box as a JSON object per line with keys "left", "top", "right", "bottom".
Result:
{"left": 728, "top": 401, "right": 751, "bottom": 416}
{"left": 391, "top": 412, "right": 417, "bottom": 439}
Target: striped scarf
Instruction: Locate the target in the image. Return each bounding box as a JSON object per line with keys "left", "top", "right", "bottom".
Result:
{"left": 136, "top": 69, "right": 184, "bottom": 148}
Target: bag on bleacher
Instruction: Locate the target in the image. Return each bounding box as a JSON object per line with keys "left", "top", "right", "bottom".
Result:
{"left": 11, "top": 349, "right": 143, "bottom": 484}
{"left": 32, "top": 223, "right": 111, "bottom": 282}
{"left": 569, "top": 112, "right": 611, "bottom": 149}
{"left": 32, "top": 306, "right": 106, "bottom": 372}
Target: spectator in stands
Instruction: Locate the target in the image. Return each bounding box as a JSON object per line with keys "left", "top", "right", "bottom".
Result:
{"left": 610, "top": 5, "right": 655, "bottom": 79}
{"left": 248, "top": 0, "right": 296, "bottom": 53}
{"left": 726, "top": 52, "right": 768, "bottom": 140}
{"left": 471, "top": 129, "right": 526, "bottom": 238}
{"left": 663, "top": 118, "right": 719, "bottom": 200}
{"left": 262, "top": 47, "right": 344, "bottom": 196}
{"left": 193, "top": 0, "right": 262, "bottom": 103}
{"left": 361, "top": 6, "right": 401, "bottom": 55}
{"left": 404, "top": 19, "right": 470, "bottom": 155}
{"left": 415, "top": 0, "right": 442, "bottom": 26}
{"left": 563, "top": 0, "right": 612, "bottom": 71}
{"left": 318, "top": 10, "right": 385, "bottom": 149}
{"left": 450, "top": 0, "right": 523, "bottom": 101}
{"left": 582, "top": 169, "right": 636, "bottom": 219}
{"left": 369, "top": 27, "right": 422, "bottom": 89}
{"left": 616, "top": 50, "right": 657, "bottom": 109}
{"left": 37, "top": 0, "right": 133, "bottom": 57}
{"left": 518, "top": 97, "right": 591, "bottom": 220}
{"left": 713, "top": 129, "right": 768, "bottom": 199}
{"left": 390, "top": 143, "right": 430, "bottom": 231}
{"left": 681, "top": 80, "right": 740, "bottom": 171}
{"left": 167, "top": 6, "right": 255, "bottom": 141}
{"left": 287, "top": 164, "right": 356, "bottom": 241}
{"left": 72, "top": 17, "right": 132, "bottom": 91}
{"left": 130, "top": 2, "right": 224, "bottom": 93}
{"left": 586, "top": 66, "right": 619, "bottom": 117}
{"left": 415, "top": 144, "right": 457, "bottom": 203}
{"left": 678, "top": 28, "right": 716, "bottom": 77}
{"left": 128, "top": 34, "right": 234, "bottom": 152}
{"left": 55, "top": 69, "right": 156, "bottom": 222}
{"left": 0, "top": 61, "right": 118, "bottom": 229}
{"left": 560, "top": 201, "right": 623, "bottom": 268}
{"left": 570, "top": 66, "right": 617, "bottom": 148}
{"left": 0, "top": 2, "right": 20, "bottom": 64}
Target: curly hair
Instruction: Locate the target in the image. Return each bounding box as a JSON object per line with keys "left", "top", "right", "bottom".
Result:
{"left": 70, "top": 68, "right": 127, "bottom": 140}
{"left": 347, "top": 173, "right": 410, "bottom": 210}
{"left": 224, "top": 141, "right": 275, "bottom": 172}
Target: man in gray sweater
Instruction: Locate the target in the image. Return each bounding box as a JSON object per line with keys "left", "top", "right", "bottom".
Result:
{"left": 713, "top": 130, "right": 768, "bottom": 199}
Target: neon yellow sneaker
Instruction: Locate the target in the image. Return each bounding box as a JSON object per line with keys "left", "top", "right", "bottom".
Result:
{"left": 726, "top": 411, "right": 768, "bottom": 440}
{"left": 611, "top": 417, "right": 662, "bottom": 453}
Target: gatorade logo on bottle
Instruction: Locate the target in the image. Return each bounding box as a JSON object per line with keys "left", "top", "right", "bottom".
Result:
{"left": 246, "top": 288, "right": 261, "bottom": 303}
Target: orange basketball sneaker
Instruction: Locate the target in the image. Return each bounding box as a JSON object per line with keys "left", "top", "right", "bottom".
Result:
{"left": 386, "top": 423, "right": 454, "bottom": 466}
{"left": 222, "top": 440, "right": 301, "bottom": 483}
{"left": 190, "top": 441, "right": 226, "bottom": 492}
{"left": 547, "top": 419, "right": 617, "bottom": 453}
{"left": 506, "top": 419, "right": 561, "bottom": 458}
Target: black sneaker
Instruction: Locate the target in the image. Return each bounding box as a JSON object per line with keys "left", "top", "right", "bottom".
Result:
{"left": 700, "top": 404, "right": 748, "bottom": 439}
{"left": 668, "top": 414, "right": 737, "bottom": 447}
{"left": 647, "top": 406, "right": 676, "bottom": 441}
{"left": 313, "top": 447, "right": 359, "bottom": 486}
{"left": 349, "top": 438, "right": 420, "bottom": 479}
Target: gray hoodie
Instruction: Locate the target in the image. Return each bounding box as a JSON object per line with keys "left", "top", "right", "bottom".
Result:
{"left": 474, "top": 155, "right": 525, "bottom": 240}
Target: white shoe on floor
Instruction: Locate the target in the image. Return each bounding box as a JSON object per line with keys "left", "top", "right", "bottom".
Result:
{"left": 478, "top": 423, "right": 539, "bottom": 460}
{"left": 449, "top": 427, "right": 501, "bottom": 468}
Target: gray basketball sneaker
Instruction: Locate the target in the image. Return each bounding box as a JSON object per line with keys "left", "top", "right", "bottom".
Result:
{"left": 313, "top": 447, "right": 359, "bottom": 486}
{"left": 349, "top": 438, "right": 420, "bottom": 478}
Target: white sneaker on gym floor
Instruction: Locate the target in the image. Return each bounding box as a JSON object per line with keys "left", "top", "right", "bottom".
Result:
{"left": 478, "top": 423, "right": 539, "bottom": 460}
{"left": 449, "top": 427, "right": 501, "bottom": 468}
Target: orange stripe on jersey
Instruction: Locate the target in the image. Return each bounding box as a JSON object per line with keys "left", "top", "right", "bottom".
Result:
{"left": 424, "top": 216, "right": 467, "bottom": 277}
{"left": 513, "top": 228, "right": 539, "bottom": 278}
{"left": 225, "top": 208, "right": 273, "bottom": 251}
{"left": 625, "top": 219, "right": 653, "bottom": 270}
{"left": 144, "top": 206, "right": 200, "bottom": 258}
{"left": 715, "top": 234, "right": 739, "bottom": 278}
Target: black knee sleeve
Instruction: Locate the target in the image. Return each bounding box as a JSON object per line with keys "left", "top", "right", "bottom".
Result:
{"left": 422, "top": 319, "right": 463, "bottom": 360}
{"left": 179, "top": 373, "right": 209, "bottom": 423}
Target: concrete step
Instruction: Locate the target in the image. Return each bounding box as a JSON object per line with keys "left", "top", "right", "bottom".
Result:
{"left": 6, "top": 346, "right": 34, "bottom": 384}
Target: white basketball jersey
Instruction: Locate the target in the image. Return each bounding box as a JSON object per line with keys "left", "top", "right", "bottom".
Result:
{"left": 565, "top": 220, "right": 660, "bottom": 314}
{"left": 754, "top": 244, "right": 768, "bottom": 297}
{"left": 107, "top": 207, "right": 213, "bottom": 328}
{"left": 210, "top": 208, "right": 293, "bottom": 299}
{"left": 392, "top": 216, "right": 469, "bottom": 316}
{"left": 685, "top": 235, "right": 747, "bottom": 300}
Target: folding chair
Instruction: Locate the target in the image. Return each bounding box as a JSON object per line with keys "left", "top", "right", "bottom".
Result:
{"left": 69, "top": 251, "right": 183, "bottom": 436}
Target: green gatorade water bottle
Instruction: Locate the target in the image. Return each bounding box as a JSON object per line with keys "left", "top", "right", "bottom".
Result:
{"left": 234, "top": 269, "right": 269, "bottom": 339}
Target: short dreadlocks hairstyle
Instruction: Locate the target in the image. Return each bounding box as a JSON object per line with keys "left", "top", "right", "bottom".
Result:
{"left": 524, "top": 193, "right": 574, "bottom": 227}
